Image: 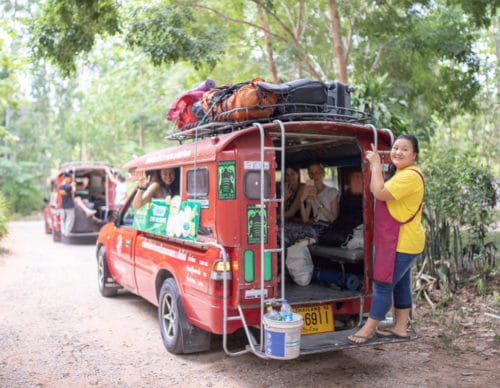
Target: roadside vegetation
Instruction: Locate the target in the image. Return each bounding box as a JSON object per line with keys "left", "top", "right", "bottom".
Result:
{"left": 0, "top": 1, "right": 498, "bottom": 306}
{"left": 0, "top": 192, "right": 10, "bottom": 240}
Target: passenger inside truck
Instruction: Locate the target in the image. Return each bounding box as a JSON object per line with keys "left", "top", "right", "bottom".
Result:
{"left": 317, "top": 167, "right": 363, "bottom": 247}
{"left": 280, "top": 166, "right": 306, "bottom": 223}
{"left": 132, "top": 168, "right": 179, "bottom": 209}
{"left": 283, "top": 163, "right": 340, "bottom": 248}
{"left": 75, "top": 176, "right": 90, "bottom": 199}
{"left": 72, "top": 175, "right": 98, "bottom": 218}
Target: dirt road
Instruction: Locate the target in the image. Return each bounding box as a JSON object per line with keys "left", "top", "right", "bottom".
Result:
{"left": 0, "top": 221, "right": 498, "bottom": 387}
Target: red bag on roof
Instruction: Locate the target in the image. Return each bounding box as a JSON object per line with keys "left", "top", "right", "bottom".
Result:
{"left": 167, "top": 79, "right": 216, "bottom": 129}
{"left": 201, "top": 77, "right": 278, "bottom": 122}
{"left": 167, "top": 90, "right": 205, "bottom": 129}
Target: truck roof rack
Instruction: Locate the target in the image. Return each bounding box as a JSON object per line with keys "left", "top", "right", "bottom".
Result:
{"left": 166, "top": 103, "right": 374, "bottom": 142}
{"left": 60, "top": 161, "right": 113, "bottom": 171}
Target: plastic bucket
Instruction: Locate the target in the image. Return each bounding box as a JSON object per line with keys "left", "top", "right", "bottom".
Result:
{"left": 263, "top": 313, "right": 304, "bottom": 360}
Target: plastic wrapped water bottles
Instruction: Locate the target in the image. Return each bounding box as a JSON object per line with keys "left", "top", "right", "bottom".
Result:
{"left": 280, "top": 299, "right": 293, "bottom": 322}
{"left": 265, "top": 305, "right": 280, "bottom": 320}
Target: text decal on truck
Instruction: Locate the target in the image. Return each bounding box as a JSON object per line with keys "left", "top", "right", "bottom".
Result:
{"left": 142, "top": 241, "right": 187, "bottom": 261}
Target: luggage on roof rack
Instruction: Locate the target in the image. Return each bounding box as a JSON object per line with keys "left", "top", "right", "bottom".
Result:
{"left": 168, "top": 78, "right": 371, "bottom": 135}
{"left": 200, "top": 77, "right": 278, "bottom": 122}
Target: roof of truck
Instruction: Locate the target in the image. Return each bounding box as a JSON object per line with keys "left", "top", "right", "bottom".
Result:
{"left": 123, "top": 120, "right": 393, "bottom": 172}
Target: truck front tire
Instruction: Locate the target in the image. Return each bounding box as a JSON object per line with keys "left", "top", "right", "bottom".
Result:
{"left": 97, "top": 247, "right": 119, "bottom": 297}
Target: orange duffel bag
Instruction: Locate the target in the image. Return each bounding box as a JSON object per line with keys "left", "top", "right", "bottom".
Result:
{"left": 201, "top": 78, "right": 278, "bottom": 122}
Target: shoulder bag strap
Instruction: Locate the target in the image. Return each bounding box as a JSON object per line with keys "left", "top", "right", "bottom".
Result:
{"left": 401, "top": 168, "right": 425, "bottom": 225}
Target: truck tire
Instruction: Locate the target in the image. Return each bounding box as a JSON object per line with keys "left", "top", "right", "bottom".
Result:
{"left": 97, "top": 247, "right": 119, "bottom": 297}
{"left": 52, "top": 213, "right": 61, "bottom": 242}
{"left": 44, "top": 215, "right": 52, "bottom": 234}
{"left": 158, "top": 278, "right": 211, "bottom": 354}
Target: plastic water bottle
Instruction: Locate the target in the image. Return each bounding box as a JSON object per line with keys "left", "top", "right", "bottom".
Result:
{"left": 265, "top": 306, "right": 280, "bottom": 320}
{"left": 280, "top": 299, "right": 293, "bottom": 322}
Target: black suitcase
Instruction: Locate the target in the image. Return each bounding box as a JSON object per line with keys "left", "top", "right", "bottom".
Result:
{"left": 256, "top": 79, "right": 328, "bottom": 114}
{"left": 325, "top": 81, "right": 352, "bottom": 113}
{"left": 257, "top": 79, "right": 352, "bottom": 116}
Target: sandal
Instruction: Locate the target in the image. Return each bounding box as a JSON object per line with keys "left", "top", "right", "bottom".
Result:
{"left": 375, "top": 328, "right": 410, "bottom": 339}
{"left": 347, "top": 333, "right": 375, "bottom": 345}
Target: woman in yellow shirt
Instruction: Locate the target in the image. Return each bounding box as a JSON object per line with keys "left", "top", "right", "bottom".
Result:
{"left": 348, "top": 134, "right": 425, "bottom": 344}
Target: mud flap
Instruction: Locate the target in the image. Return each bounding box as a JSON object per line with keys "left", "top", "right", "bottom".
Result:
{"left": 179, "top": 317, "right": 212, "bottom": 353}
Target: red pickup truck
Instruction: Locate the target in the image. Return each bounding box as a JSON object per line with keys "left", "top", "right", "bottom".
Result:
{"left": 44, "top": 162, "right": 117, "bottom": 244}
{"left": 96, "top": 83, "right": 417, "bottom": 358}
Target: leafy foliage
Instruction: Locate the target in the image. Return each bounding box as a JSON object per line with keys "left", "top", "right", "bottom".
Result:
{"left": 0, "top": 159, "right": 43, "bottom": 216}
{"left": 351, "top": 73, "right": 410, "bottom": 132}
{"left": 352, "top": 1, "right": 482, "bottom": 133}
{"left": 30, "top": 0, "right": 120, "bottom": 76}
{"left": 125, "top": 4, "right": 225, "bottom": 70}
{"left": 418, "top": 146, "right": 497, "bottom": 293}
{"left": 447, "top": 0, "right": 500, "bottom": 28}
{"left": 0, "top": 191, "right": 10, "bottom": 241}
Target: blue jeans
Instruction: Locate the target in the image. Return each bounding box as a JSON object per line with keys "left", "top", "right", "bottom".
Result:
{"left": 369, "top": 252, "right": 421, "bottom": 321}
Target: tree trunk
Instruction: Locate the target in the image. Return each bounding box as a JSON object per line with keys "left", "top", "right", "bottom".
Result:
{"left": 494, "top": 15, "right": 500, "bottom": 160}
{"left": 256, "top": 2, "right": 279, "bottom": 83}
{"left": 327, "top": 0, "right": 348, "bottom": 83}
{"left": 139, "top": 126, "right": 144, "bottom": 149}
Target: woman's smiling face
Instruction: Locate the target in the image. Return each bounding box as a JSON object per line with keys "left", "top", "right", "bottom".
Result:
{"left": 390, "top": 138, "right": 417, "bottom": 170}
{"left": 308, "top": 164, "right": 324, "bottom": 183}
{"left": 160, "top": 168, "right": 176, "bottom": 185}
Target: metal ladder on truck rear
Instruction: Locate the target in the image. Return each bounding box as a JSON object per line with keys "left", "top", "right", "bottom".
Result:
{"left": 221, "top": 120, "right": 286, "bottom": 358}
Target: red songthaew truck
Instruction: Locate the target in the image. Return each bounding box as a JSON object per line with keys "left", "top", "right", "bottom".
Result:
{"left": 96, "top": 80, "right": 417, "bottom": 358}
{"left": 44, "top": 162, "right": 117, "bottom": 244}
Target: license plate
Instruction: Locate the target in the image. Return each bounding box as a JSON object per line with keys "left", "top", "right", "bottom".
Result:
{"left": 293, "top": 304, "right": 334, "bottom": 335}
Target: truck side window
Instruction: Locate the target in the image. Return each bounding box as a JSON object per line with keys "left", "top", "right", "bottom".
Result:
{"left": 122, "top": 206, "right": 136, "bottom": 226}
{"left": 244, "top": 171, "right": 271, "bottom": 199}
{"left": 187, "top": 168, "right": 209, "bottom": 198}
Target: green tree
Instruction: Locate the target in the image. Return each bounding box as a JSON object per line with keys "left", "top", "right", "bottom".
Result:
{"left": 0, "top": 158, "right": 43, "bottom": 215}
{"left": 0, "top": 191, "right": 9, "bottom": 242}
{"left": 30, "top": 0, "right": 120, "bottom": 76}
{"left": 124, "top": 3, "right": 225, "bottom": 70}
{"left": 28, "top": 1, "right": 498, "bottom": 134}
{"left": 420, "top": 145, "right": 496, "bottom": 293}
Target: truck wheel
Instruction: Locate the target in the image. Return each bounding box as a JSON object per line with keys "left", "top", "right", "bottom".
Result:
{"left": 158, "top": 278, "right": 211, "bottom": 354}
{"left": 97, "top": 247, "right": 119, "bottom": 297}
{"left": 52, "top": 213, "right": 61, "bottom": 242}
{"left": 52, "top": 228, "right": 61, "bottom": 242}
{"left": 44, "top": 216, "right": 52, "bottom": 234}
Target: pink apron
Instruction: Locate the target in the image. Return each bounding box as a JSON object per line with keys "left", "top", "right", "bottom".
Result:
{"left": 372, "top": 170, "right": 424, "bottom": 285}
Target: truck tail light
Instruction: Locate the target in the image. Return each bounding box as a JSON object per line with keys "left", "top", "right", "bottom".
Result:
{"left": 208, "top": 259, "right": 232, "bottom": 297}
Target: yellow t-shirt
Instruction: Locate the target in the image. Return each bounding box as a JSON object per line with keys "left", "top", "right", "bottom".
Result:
{"left": 385, "top": 166, "right": 425, "bottom": 254}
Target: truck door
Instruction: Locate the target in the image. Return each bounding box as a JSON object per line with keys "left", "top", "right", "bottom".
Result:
{"left": 107, "top": 217, "right": 139, "bottom": 293}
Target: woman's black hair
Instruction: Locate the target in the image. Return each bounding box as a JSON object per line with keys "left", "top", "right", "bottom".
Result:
{"left": 386, "top": 134, "right": 420, "bottom": 179}
{"left": 285, "top": 165, "right": 300, "bottom": 175}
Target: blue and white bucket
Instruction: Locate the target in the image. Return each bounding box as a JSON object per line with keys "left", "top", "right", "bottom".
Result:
{"left": 263, "top": 313, "right": 304, "bottom": 360}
